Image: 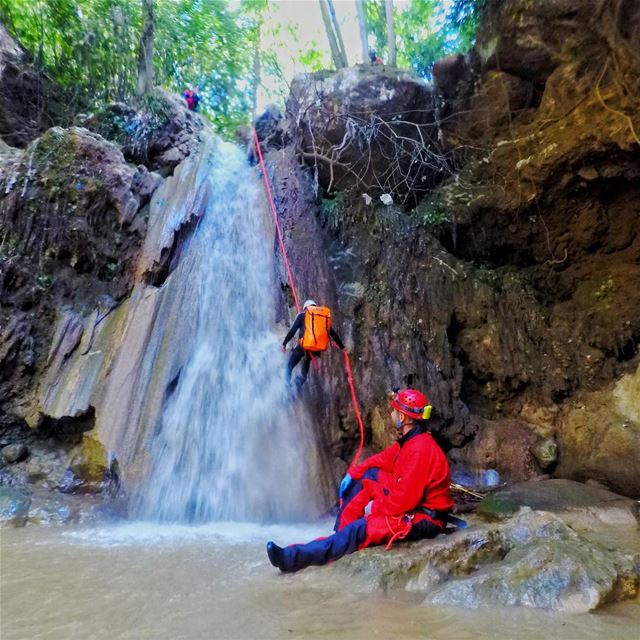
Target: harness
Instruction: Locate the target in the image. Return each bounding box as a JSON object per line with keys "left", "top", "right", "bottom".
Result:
{"left": 419, "top": 507, "right": 468, "bottom": 529}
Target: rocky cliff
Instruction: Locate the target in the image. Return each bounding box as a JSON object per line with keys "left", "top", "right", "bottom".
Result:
{"left": 262, "top": 0, "right": 640, "bottom": 497}
{"left": 0, "top": 23, "right": 204, "bottom": 511}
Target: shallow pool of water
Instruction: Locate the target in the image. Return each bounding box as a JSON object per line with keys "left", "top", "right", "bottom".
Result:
{"left": 2, "top": 521, "right": 639, "bottom": 640}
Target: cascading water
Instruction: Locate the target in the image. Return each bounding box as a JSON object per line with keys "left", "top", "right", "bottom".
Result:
{"left": 137, "top": 138, "right": 331, "bottom": 523}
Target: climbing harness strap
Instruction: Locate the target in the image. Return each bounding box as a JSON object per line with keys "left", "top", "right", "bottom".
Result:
{"left": 419, "top": 507, "right": 468, "bottom": 529}
{"left": 253, "top": 129, "right": 365, "bottom": 466}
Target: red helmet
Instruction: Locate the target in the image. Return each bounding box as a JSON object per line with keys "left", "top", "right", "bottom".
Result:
{"left": 390, "top": 388, "right": 432, "bottom": 421}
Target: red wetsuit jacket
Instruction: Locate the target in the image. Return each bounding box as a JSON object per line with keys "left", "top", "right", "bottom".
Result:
{"left": 348, "top": 428, "right": 453, "bottom": 518}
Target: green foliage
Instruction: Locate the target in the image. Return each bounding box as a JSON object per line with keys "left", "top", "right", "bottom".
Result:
{"left": 319, "top": 192, "right": 345, "bottom": 231}
{"left": 0, "top": 0, "right": 264, "bottom": 137}
{"left": 415, "top": 197, "right": 450, "bottom": 227}
{"left": 364, "top": 0, "right": 485, "bottom": 78}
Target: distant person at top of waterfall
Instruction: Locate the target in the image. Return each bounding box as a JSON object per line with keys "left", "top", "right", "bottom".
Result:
{"left": 266, "top": 388, "right": 461, "bottom": 573}
{"left": 281, "top": 299, "right": 345, "bottom": 391}
{"left": 369, "top": 50, "right": 383, "bottom": 65}
{"left": 183, "top": 87, "right": 200, "bottom": 112}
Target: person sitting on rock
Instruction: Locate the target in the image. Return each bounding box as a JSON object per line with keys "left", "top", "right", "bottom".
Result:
{"left": 282, "top": 299, "right": 345, "bottom": 391}
{"left": 182, "top": 87, "right": 200, "bottom": 112}
{"left": 266, "top": 388, "right": 454, "bottom": 572}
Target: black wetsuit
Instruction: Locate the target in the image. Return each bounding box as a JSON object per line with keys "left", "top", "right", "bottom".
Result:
{"left": 282, "top": 311, "right": 345, "bottom": 387}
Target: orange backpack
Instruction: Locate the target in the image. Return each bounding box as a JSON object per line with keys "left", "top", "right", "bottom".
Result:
{"left": 300, "top": 306, "right": 332, "bottom": 352}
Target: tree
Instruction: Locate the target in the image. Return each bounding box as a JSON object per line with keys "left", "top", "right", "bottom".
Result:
{"left": 355, "top": 0, "right": 369, "bottom": 63}
{"left": 137, "top": 0, "right": 155, "bottom": 96}
{"left": 319, "top": 0, "right": 346, "bottom": 69}
{"left": 384, "top": 0, "right": 396, "bottom": 67}
{"left": 327, "top": 0, "right": 348, "bottom": 67}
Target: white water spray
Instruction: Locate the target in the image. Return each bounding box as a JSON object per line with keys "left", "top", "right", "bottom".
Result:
{"left": 137, "top": 140, "right": 330, "bottom": 523}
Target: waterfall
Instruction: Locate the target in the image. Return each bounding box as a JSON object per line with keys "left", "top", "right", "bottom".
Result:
{"left": 136, "top": 139, "right": 330, "bottom": 523}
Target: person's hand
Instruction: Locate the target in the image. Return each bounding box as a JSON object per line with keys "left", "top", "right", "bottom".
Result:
{"left": 338, "top": 473, "right": 353, "bottom": 499}
{"left": 364, "top": 501, "right": 373, "bottom": 517}
{"left": 281, "top": 344, "right": 286, "bottom": 353}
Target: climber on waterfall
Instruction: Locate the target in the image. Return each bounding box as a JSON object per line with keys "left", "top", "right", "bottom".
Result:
{"left": 281, "top": 300, "right": 345, "bottom": 391}
{"left": 266, "top": 388, "right": 461, "bottom": 573}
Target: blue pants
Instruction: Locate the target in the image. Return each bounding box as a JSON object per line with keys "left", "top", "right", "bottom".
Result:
{"left": 279, "top": 518, "right": 367, "bottom": 572}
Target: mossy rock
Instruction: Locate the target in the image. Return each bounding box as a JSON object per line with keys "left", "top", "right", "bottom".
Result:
{"left": 66, "top": 433, "right": 109, "bottom": 492}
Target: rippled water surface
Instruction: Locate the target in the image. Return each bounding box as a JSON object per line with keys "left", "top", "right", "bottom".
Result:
{"left": 2, "top": 523, "right": 639, "bottom": 640}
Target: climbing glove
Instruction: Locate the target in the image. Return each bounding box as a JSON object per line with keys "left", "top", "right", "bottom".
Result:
{"left": 338, "top": 473, "right": 353, "bottom": 499}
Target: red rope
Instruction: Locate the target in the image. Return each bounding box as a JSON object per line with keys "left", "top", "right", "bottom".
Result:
{"left": 253, "top": 129, "right": 365, "bottom": 466}
{"left": 253, "top": 129, "right": 301, "bottom": 313}
{"left": 342, "top": 349, "right": 365, "bottom": 467}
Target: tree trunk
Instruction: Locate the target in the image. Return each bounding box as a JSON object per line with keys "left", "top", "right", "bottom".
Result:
{"left": 251, "top": 23, "right": 261, "bottom": 121}
{"left": 384, "top": 0, "right": 396, "bottom": 67}
{"left": 327, "top": 0, "right": 348, "bottom": 67}
{"left": 319, "top": 0, "right": 345, "bottom": 69}
{"left": 137, "top": 0, "right": 155, "bottom": 96}
{"left": 355, "top": 0, "right": 369, "bottom": 64}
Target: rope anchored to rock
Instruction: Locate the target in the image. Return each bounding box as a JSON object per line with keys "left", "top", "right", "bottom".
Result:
{"left": 253, "top": 128, "right": 366, "bottom": 466}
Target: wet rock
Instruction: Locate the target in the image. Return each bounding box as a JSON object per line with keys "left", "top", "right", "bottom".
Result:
{"left": 288, "top": 65, "right": 441, "bottom": 200}
{"left": 132, "top": 165, "right": 163, "bottom": 205}
{"left": 63, "top": 434, "right": 111, "bottom": 494}
{"left": 27, "top": 490, "right": 73, "bottom": 525}
{"left": 46, "top": 310, "right": 84, "bottom": 370}
{"left": 0, "top": 486, "right": 31, "bottom": 526}
{"left": 533, "top": 438, "right": 558, "bottom": 470}
{"left": 254, "top": 104, "right": 285, "bottom": 149}
{"left": 477, "top": 479, "right": 639, "bottom": 527}
{"left": 427, "top": 537, "right": 638, "bottom": 612}
{"left": 2, "top": 442, "right": 28, "bottom": 463}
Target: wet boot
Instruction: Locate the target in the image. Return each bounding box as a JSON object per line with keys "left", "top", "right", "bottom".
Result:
{"left": 266, "top": 519, "right": 367, "bottom": 573}
{"left": 266, "top": 541, "right": 291, "bottom": 572}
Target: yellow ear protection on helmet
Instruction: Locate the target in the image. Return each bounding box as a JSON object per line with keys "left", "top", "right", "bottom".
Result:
{"left": 388, "top": 388, "right": 433, "bottom": 420}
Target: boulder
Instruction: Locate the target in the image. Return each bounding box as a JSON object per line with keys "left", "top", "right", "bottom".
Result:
{"left": 427, "top": 537, "right": 638, "bottom": 612}
{"left": 62, "top": 433, "right": 112, "bottom": 494}
{"left": 432, "top": 54, "right": 468, "bottom": 98}
{"left": 288, "top": 66, "right": 441, "bottom": 200}
{"left": 1, "top": 442, "right": 28, "bottom": 463}
{"left": 556, "top": 365, "right": 640, "bottom": 497}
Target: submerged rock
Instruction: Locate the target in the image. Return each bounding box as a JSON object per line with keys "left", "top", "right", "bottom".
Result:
{"left": 0, "top": 487, "right": 31, "bottom": 526}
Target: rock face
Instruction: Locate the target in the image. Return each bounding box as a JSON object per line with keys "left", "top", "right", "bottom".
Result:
{"left": 288, "top": 65, "right": 441, "bottom": 202}
{"left": 264, "top": 0, "right": 640, "bottom": 498}
{"left": 0, "top": 127, "right": 150, "bottom": 435}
